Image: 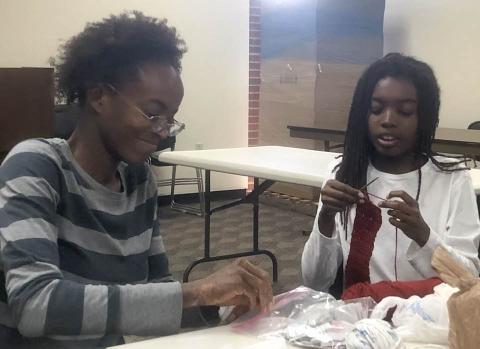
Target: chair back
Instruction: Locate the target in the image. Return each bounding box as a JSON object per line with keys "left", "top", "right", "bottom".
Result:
{"left": 468, "top": 121, "right": 480, "bottom": 130}
{"left": 54, "top": 103, "right": 81, "bottom": 139}
{"left": 150, "top": 136, "right": 176, "bottom": 166}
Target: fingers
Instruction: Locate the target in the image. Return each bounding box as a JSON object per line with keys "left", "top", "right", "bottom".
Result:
{"left": 382, "top": 201, "right": 414, "bottom": 229}
{"left": 386, "top": 190, "right": 417, "bottom": 206}
{"left": 329, "top": 180, "right": 362, "bottom": 197}
{"left": 327, "top": 187, "right": 360, "bottom": 205}
{"left": 321, "top": 180, "right": 364, "bottom": 212}
{"left": 388, "top": 217, "right": 409, "bottom": 231}
{"left": 236, "top": 259, "right": 273, "bottom": 311}
{"left": 232, "top": 275, "right": 258, "bottom": 310}
{"left": 238, "top": 258, "right": 269, "bottom": 283}
{"left": 321, "top": 196, "right": 350, "bottom": 212}
{"left": 328, "top": 180, "right": 364, "bottom": 202}
{"left": 387, "top": 209, "right": 411, "bottom": 223}
{"left": 379, "top": 198, "right": 412, "bottom": 213}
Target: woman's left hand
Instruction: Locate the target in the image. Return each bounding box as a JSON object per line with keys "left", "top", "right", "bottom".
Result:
{"left": 379, "top": 190, "right": 430, "bottom": 247}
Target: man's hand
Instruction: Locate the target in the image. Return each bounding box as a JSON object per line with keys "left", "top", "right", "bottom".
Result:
{"left": 182, "top": 258, "right": 273, "bottom": 313}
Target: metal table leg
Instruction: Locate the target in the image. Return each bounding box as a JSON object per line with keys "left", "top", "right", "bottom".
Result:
{"left": 183, "top": 173, "right": 278, "bottom": 282}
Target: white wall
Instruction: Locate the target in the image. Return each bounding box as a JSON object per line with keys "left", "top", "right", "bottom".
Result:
{"left": 384, "top": 0, "right": 480, "bottom": 128}
{"left": 0, "top": 0, "right": 249, "bottom": 193}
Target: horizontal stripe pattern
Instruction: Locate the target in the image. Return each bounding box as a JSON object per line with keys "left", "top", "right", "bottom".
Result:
{"left": 2, "top": 239, "right": 60, "bottom": 270}
{"left": 57, "top": 217, "right": 153, "bottom": 256}
{"left": 0, "top": 138, "right": 180, "bottom": 346}
{"left": 0, "top": 176, "right": 59, "bottom": 209}
{"left": 148, "top": 254, "right": 171, "bottom": 281}
{"left": 1, "top": 218, "right": 58, "bottom": 244}
{"left": 0, "top": 195, "right": 56, "bottom": 228}
{"left": 59, "top": 269, "right": 148, "bottom": 286}
{"left": 58, "top": 239, "right": 150, "bottom": 283}
{"left": 56, "top": 192, "right": 156, "bottom": 240}
{"left": 0, "top": 151, "right": 61, "bottom": 196}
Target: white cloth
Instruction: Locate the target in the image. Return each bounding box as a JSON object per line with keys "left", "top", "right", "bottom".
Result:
{"left": 301, "top": 158, "right": 480, "bottom": 292}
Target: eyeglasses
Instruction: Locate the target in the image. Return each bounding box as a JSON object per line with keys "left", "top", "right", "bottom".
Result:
{"left": 105, "top": 84, "right": 185, "bottom": 137}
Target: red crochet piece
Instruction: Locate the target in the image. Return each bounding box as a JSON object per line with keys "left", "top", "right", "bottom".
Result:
{"left": 341, "top": 277, "right": 443, "bottom": 303}
{"left": 344, "top": 200, "right": 382, "bottom": 289}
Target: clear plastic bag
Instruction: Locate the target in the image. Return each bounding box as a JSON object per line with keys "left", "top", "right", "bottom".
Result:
{"left": 370, "top": 283, "right": 457, "bottom": 345}
{"left": 232, "top": 286, "right": 390, "bottom": 349}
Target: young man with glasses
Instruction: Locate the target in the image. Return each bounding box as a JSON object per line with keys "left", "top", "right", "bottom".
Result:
{"left": 0, "top": 12, "right": 272, "bottom": 348}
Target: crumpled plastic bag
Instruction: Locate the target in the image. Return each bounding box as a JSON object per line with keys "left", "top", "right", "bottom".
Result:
{"left": 231, "top": 286, "right": 397, "bottom": 348}
{"left": 370, "top": 283, "right": 457, "bottom": 344}
{"left": 431, "top": 246, "right": 480, "bottom": 349}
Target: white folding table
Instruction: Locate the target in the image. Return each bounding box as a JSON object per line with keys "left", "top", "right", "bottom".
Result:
{"left": 157, "top": 146, "right": 337, "bottom": 281}
{"left": 157, "top": 146, "right": 480, "bottom": 282}
{"left": 109, "top": 324, "right": 447, "bottom": 349}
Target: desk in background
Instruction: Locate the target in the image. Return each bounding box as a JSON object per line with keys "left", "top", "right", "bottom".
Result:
{"left": 288, "top": 124, "right": 480, "bottom": 156}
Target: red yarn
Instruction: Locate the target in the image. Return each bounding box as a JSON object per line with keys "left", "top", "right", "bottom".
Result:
{"left": 344, "top": 200, "right": 382, "bottom": 289}
{"left": 341, "top": 277, "right": 442, "bottom": 303}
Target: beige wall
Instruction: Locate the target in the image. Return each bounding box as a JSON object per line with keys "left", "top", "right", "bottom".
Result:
{"left": 0, "top": 0, "right": 249, "bottom": 193}
{"left": 384, "top": 0, "right": 480, "bottom": 129}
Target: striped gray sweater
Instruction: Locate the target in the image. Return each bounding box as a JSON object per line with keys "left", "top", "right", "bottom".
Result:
{"left": 0, "top": 138, "right": 183, "bottom": 348}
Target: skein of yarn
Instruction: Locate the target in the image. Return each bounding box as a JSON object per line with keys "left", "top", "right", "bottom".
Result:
{"left": 345, "top": 319, "right": 404, "bottom": 349}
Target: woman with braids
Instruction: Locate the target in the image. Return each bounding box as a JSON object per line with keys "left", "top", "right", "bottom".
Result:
{"left": 302, "top": 53, "right": 480, "bottom": 300}
{"left": 0, "top": 12, "right": 272, "bottom": 348}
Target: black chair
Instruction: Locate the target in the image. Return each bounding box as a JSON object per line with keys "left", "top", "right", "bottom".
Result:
{"left": 150, "top": 137, "right": 205, "bottom": 217}
{"left": 468, "top": 121, "right": 480, "bottom": 130}
{"left": 468, "top": 121, "right": 480, "bottom": 167}
{"left": 54, "top": 103, "right": 81, "bottom": 139}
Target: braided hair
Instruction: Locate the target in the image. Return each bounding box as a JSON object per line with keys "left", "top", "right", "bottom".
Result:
{"left": 336, "top": 53, "right": 466, "bottom": 229}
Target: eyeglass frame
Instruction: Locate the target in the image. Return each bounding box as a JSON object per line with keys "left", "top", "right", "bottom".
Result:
{"left": 104, "top": 83, "right": 185, "bottom": 137}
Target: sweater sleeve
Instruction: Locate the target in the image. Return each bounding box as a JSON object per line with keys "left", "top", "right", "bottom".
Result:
{"left": 406, "top": 169, "right": 480, "bottom": 277}
{"left": 0, "top": 146, "right": 183, "bottom": 339}
{"left": 146, "top": 196, "right": 219, "bottom": 329}
{"left": 301, "top": 159, "right": 343, "bottom": 291}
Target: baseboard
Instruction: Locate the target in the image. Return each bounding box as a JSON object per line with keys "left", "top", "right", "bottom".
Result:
{"left": 157, "top": 189, "right": 246, "bottom": 206}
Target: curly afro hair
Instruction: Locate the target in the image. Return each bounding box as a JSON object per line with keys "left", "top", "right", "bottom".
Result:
{"left": 55, "top": 11, "right": 187, "bottom": 105}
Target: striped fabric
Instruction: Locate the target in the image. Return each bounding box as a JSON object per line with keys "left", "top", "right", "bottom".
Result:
{"left": 0, "top": 138, "right": 183, "bottom": 348}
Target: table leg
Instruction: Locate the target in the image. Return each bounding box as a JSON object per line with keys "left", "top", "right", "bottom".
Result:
{"left": 183, "top": 174, "right": 278, "bottom": 283}
{"left": 183, "top": 170, "right": 211, "bottom": 282}
{"left": 204, "top": 170, "right": 211, "bottom": 259}
{"left": 253, "top": 178, "right": 259, "bottom": 251}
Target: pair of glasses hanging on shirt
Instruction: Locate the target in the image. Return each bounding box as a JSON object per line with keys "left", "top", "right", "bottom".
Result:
{"left": 105, "top": 83, "right": 185, "bottom": 137}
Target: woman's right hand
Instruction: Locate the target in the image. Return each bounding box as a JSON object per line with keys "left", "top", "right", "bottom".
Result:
{"left": 318, "top": 179, "right": 364, "bottom": 237}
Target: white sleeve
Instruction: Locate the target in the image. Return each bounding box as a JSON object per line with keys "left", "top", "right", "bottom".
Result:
{"left": 301, "top": 159, "right": 343, "bottom": 291}
{"left": 301, "top": 203, "right": 343, "bottom": 291}
{"left": 407, "top": 170, "right": 480, "bottom": 277}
